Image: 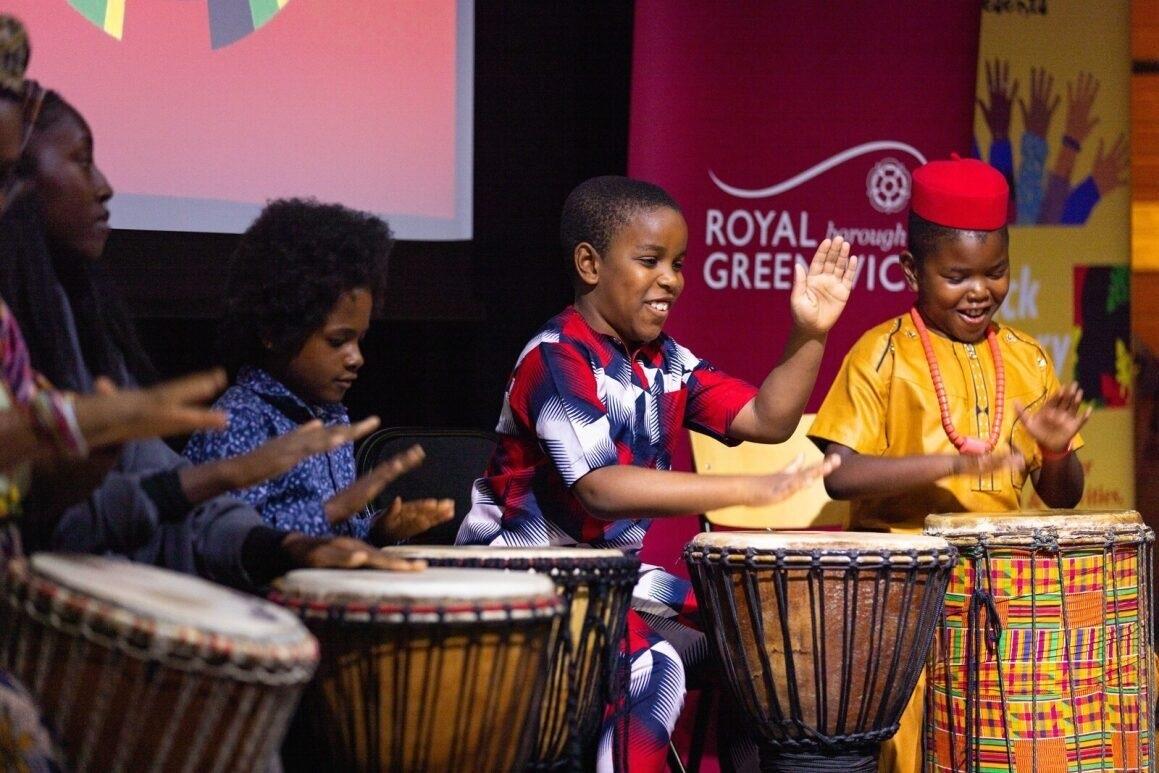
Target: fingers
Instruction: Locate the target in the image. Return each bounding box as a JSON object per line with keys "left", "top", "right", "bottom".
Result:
{"left": 808, "top": 236, "right": 852, "bottom": 277}
{"left": 385, "top": 497, "right": 456, "bottom": 542}
{"left": 299, "top": 536, "right": 426, "bottom": 572}
{"left": 350, "top": 415, "right": 381, "bottom": 440}
{"left": 781, "top": 453, "right": 805, "bottom": 474}
{"left": 327, "top": 447, "right": 428, "bottom": 523}
{"left": 369, "top": 444, "right": 427, "bottom": 487}
{"left": 93, "top": 376, "right": 119, "bottom": 397}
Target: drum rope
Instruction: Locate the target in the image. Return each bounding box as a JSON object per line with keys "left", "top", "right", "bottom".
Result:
{"left": 981, "top": 541, "right": 1016, "bottom": 771}
{"left": 687, "top": 544, "right": 954, "bottom": 771}
{"left": 1051, "top": 533, "right": 1086, "bottom": 773}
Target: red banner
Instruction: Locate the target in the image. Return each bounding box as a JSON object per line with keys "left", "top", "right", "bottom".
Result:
{"left": 629, "top": 4, "right": 982, "bottom": 578}
{"left": 629, "top": 1, "right": 982, "bottom": 401}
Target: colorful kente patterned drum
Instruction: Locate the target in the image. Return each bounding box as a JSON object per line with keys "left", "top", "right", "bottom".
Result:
{"left": 271, "top": 567, "right": 564, "bottom": 772}
{"left": 379, "top": 545, "right": 639, "bottom": 770}
{"left": 684, "top": 531, "right": 956, "bottom": 772}
{"left": 924, "top": 510, "right": 1156, "bottom": 772}
{"left": 0, "top": 553, "right": 318, "bottom": 772}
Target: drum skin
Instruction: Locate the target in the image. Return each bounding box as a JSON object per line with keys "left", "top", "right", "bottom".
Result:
{"left": 924, "top": 509, "right": 1157, "bottom": 773}
{"left": 0, "top": 554, "right": 318, "bottom": 773}
{"left": 272, "top": 567, "right": 563, "bottom": 773}
{"left": 685, "top": 531, "right": 956, "bottom": 771}
{"left": 379, "top": 546, "right": 638, "bottom": 770}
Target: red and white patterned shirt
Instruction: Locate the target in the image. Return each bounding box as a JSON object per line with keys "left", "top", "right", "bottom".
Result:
{"left": 457, "top": 306, "right": 757, "bottom": 552}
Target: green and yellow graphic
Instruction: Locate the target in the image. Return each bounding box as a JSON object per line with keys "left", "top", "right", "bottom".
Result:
{"left": 66, "top": 0, "right": 291, "bottom": 49}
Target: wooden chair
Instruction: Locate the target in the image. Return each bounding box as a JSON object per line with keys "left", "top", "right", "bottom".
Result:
{"left": 688, "top": 413, "right": 848, "bottom": 530}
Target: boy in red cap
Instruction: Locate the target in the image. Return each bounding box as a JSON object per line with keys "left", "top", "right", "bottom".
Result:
{"left": 808, "top": 155, "right": 1089, "bottom": 771}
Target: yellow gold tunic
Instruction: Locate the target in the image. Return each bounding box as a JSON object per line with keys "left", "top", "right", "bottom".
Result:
{"left": 809, "top": 314, "right": 1083, "bottom": 533}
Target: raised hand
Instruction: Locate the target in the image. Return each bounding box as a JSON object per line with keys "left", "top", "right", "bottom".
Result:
{"left": 372, "top": 496, "right": 455, "bottom": 543}
{"left": 75, "top": 369, "right": 229, "bottom": 449}
{"left": 1091, "top": 133, "right": 1128, "bottom": 196}
{"left": 979, "top": 58, "right": 1019, "bottom": 140}
{"left": 1064, "top": 72, "right": 1100, "bottom": 146}
{"left": 324, "top": 444, "right": 427, "bottom": 525}
{"left": 748, "top": 454, "right": 840, "bottom": 507}
{"left": 223, "top": 416, "right": 381, "bottom": 491}
{"left": 1015, "top": 382, "right": 1092, "bottom": 456}
{"left": 1018, "top": 66, "right": 1059, "bottom": 139}
{"left": 790, "top": 236, "right": 858, "bottom": 335}
{"left": 278, "top": 532, "right": 426, "bottom": 572}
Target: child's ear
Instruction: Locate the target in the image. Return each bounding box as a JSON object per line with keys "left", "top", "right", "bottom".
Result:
{"left": 900, "top": 250, "right": 919, "bottom": 292}
{"left": 573, "top": 242, "right": 600, "bottom": 287}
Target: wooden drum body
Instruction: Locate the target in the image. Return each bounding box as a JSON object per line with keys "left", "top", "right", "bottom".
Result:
{"left": 685, "top": 531, "right": 956, "bottom": 772}
{"left": 0, "top": 553, "right": 318, "bottom": 773}
{"left": 925, "top": 510, "right": 1156, "bottom": 772}
{"left": 380, "top": 546, "right": 638, "bottom": 769}
{"left": 272, "top": 567, "right": 563, "bottom": 772}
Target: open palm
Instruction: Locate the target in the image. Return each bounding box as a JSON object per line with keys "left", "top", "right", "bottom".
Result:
{"left": 790, "top": 236, "right": 858, "bottom": 335}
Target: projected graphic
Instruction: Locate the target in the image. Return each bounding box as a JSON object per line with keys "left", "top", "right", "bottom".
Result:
{"left": 66, "top": 0, "right": 293, "bottom": 49}
{"left": 16, "top": 0, "right": 472, "bottom": 240}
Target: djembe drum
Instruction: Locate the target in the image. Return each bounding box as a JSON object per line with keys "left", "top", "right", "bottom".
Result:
{"left": 924, "top": 510, "right": 1156, "bottom": 772}
{"left": 0, "top": 553, "right": 318, "bottom": 772}
{"left": 380, "top": 545, "right": 639, "bottom": 769}
{"left": 685, "top": 531, "right": 956, "bottom": 772}
{"left": 271, "top": 567, "right": 564, "bottom": 772}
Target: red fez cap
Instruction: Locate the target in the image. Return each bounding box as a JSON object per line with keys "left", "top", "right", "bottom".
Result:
{"left": 911, "top": 153, "right": 1008, "bottom": 230}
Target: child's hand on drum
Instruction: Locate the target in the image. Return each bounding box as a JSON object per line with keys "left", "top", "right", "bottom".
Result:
{"left": 324, "top": 444, "right": 430, "bottom": 525}
{"left": 1014, "top": 381, "right": 1092, "bottom": 456}
{"left": 279, "top": 533, "right": 427, "bottom": 572}
{"left": 748, "top": 453, "right": 840, "bottom": 506}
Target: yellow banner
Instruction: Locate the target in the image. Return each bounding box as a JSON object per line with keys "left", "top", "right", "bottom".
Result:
{"left": 975, "top": 1, "right": 1132, "bottom": 508}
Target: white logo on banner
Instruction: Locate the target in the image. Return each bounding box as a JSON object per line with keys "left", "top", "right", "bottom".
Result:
{"left": 708, "top": 141, "right": 927, "bottom": 199}
{"left": 866, "top": 158, "right": 911, "bottom": 213}
{"left": 704, "top": 141, "right": 927, "bottom": 293}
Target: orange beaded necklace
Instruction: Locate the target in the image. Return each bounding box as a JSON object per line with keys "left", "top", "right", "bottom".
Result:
{"left": 909, "top": 306, "right": 1005, "bottom": 456}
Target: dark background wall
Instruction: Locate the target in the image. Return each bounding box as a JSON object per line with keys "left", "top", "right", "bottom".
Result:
{"left": 105, "top": 4, "right": 634, "bottom": 429}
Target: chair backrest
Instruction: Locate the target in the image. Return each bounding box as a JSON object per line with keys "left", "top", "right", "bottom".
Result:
{"left": 688, "top": 413, "right": 848, "bottom": 529}
{"left": 355, "top": 427, "right": 498, "bottom": 544}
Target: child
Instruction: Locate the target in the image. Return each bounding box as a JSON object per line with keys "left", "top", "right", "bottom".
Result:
{"left": 808, "top": 155, "right": 1089, "bottom": 773}
{"left": 6, "top": 88, "right": 423, "bottom": 588}
{"left": 456, "top": 175, "right": 855, "bottom": 772}
{"left": 183, "top": 198, "right": 454, "bottom": 543}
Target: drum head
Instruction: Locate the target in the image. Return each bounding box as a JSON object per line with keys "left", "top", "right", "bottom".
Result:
{"left": 688, "top": 530, "right": 951, "bottom": 552}
{"left": 276, "top": 567, "right": 557, "bottom": 605}
{"left": 380, "top": 545, "right": 629, "bottom": 562}
{"left": 29, "top": 553, "right": 309, "bottom": 645}
{"left": 925, "top": 509, "right": 1144, "bottom": 539}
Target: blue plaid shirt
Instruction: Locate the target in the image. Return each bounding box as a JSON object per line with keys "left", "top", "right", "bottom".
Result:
{"left": 183, "top": 366, "right": 370, "bottom": 538}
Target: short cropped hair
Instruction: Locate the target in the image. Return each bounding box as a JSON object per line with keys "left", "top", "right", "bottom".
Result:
{"left": 218, "top": 197, "right": 394, "bottom": 371}
{"left": 906, "top": 211, "right": 1008, "bottom": 264}
{"left": 559, "top": 176, "right": 680, "bottom": 275}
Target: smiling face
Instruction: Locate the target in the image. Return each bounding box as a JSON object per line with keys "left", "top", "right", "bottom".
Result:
{"left": 29, "top": 109, "right": 113, "bottom": 260}
{"left": 573, "top": 206, "right": 687, "bottom": 349}
{"left": 273, "top": 287, "right": 372, "bottom": 405}
{"left": 902, "top": 230, "right": 1010, "bottom": 343}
